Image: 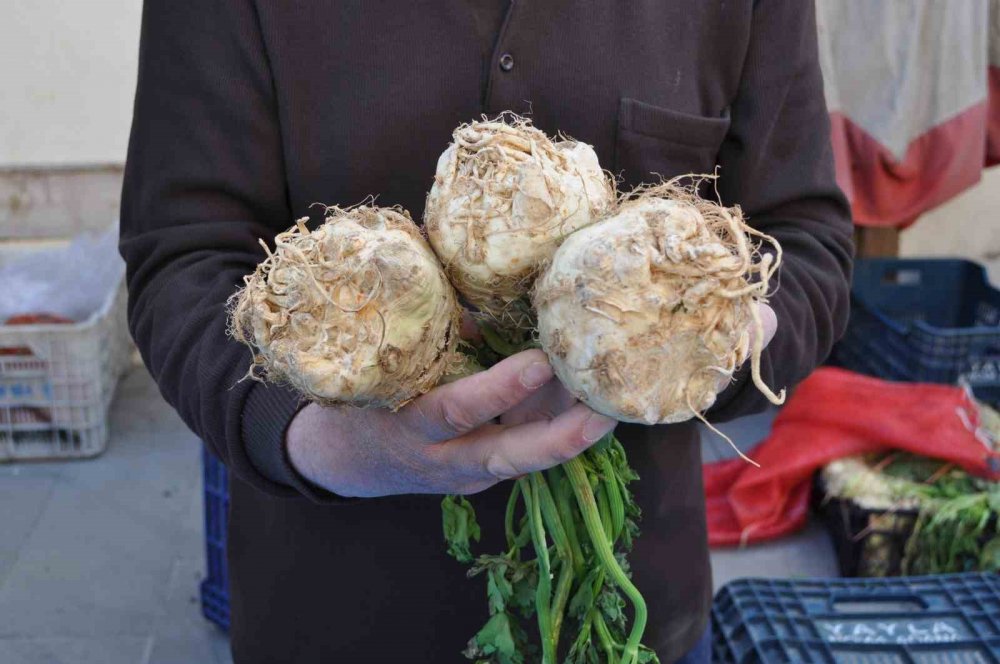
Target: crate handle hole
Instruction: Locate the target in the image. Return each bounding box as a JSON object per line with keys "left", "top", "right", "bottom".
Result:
{"left": 832, "top": 597, "right": 925, "bottom": 613}
{"left": 880, "top": 269, "right": 922, "bottom": 286}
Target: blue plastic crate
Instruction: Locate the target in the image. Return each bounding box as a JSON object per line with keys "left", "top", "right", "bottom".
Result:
{"left": 200, "top": 445, "right": 230, "bottom": 631}
{"left": 712, "top": 573, "right": 1000, "bottom": 663}
{"left": 831, "top": 258, "right": 1000, "bottom": 404}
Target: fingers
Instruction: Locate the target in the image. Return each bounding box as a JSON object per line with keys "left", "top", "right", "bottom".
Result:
{"left": 438, "top": 403, "right": 618, "bottom": 488}
{"left": 499, "top": 378, "right": 578, "bottom": 426}
{"left": 401, "top": 349, "right": 555, "bottom": 443}
{"left": 755, "top": 302, "right": 778, "bottom": 349}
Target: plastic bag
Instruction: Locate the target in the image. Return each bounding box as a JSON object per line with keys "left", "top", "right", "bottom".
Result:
{"left": 0, "top": 226, "right": 123, "bottom": 324}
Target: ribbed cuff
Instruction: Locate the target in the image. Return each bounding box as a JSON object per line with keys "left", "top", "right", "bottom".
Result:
{"left": 241, "top": 381, "right": 352, "bottom": 504}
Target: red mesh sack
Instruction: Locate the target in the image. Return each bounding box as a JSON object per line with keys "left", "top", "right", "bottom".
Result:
{"left": 705, "top": 367, "right": 1000, "bottom": 547}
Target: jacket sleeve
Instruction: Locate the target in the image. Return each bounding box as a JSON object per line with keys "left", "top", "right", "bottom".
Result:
{"left": 709, "top": 0, "right": 854, "bottom": 421}
{"left": 119, "top": 0, "right": 332, "bottom": 500}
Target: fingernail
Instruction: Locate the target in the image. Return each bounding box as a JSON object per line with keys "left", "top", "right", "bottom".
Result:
{"left": 520, "top": 361, "right": 553, "bottom": 389}
{"left": 582, "top": 412, "right": 617, "bottom": 443}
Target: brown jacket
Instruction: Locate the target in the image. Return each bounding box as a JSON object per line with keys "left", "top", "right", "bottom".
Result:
{"left": 120, "top": 0, "right": 852, "bottom": 661}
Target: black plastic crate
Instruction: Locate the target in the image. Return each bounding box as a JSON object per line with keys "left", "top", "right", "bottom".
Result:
{"left": 817, "top": 494, "right": 919, "bottom": 578}
{"left": 814, "top": 480, "right": 999, "bottom": 580}
{"left": 831, "top": 258, "right": 1000, "bottom": 405}
{"left": 712, "top": 573, "right": 1000, "bottom": 663}
{"left": 812, "top": 475, "right": 920, "bottom": 578}
{"left": 200, "top": 445, "right": 230, "bottom": 631}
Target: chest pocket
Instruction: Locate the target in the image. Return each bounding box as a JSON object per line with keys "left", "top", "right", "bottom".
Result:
{"left": 614, "top": 98, "right": 731, "bottom": 190}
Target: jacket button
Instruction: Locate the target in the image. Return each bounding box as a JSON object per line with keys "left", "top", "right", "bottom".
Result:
{"left": 499, "top": 53, "right": 514, "bottom": 72}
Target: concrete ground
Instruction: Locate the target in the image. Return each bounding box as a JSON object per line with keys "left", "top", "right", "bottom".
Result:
{"left": 0, "top": 361, "right": 837, "bottom": 664}
{"left": 701, "top": 411, "right": 841, "bottom": 589}
{"left": 0, "top": 361, "right": 231, "bottom": 664}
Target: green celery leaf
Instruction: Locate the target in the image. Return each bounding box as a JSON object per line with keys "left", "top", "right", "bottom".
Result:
{"left": 464, "top": 612, "right": 523, "bottom": 664}
{"left": 443, "top": 495, "right": 481, "bottom": 563}
{"left": 598, "top": 587, "right": 627, "bottom": 629}
{"left": 487, "top": 566, "right": 514, "bottom": 614}
{"left": 568, "top": 569, "right": 600, "bottom": 619}
{"left": 509, "top": 566, "right": 538, "bottom": 619}
{"left": 979, "top": 536, "right": 1000, "bottom": 572}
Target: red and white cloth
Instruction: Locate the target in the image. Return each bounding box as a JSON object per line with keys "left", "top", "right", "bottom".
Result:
{"left": 818, "top": 0, "right": 1000, "bottom": 228}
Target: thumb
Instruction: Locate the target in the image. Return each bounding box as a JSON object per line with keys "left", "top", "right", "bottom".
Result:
{"left": 753, "top": 303, "right": 777, "bottom": 349}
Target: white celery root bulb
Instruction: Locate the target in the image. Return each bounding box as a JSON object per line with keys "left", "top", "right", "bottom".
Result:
{"left": 425, "top": 116, "right": 614, "bottom": 328}
{"left": 533, "top": 179, "right": 785, "bottom": 425}
{"left": 230, "top": 205, "right": 461, "bottom": 408}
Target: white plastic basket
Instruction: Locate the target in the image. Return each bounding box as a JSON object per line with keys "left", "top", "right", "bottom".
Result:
{"left": 0, "top": 255, "right": 131, "bottom": 461}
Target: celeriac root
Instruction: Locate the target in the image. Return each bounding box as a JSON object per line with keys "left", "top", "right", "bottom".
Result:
{"left": 229, "top": 205, "right": 462, "bottom": 408}
{"left": 534, "top": 175, "right": 785, "bottom": 426}
{"left": 425, "top": 114, "right": 615, "bottom": 332}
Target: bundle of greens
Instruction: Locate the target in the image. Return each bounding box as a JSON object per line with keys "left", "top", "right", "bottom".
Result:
{"left": 444, "top": 437, "right": 649, "bottom": 664}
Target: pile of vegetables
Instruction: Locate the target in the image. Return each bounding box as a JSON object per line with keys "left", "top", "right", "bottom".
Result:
{"left": 231, "top": 115, "right": 785, "bottom": 663}
{"left": 821, "top": 403, "right": 1000, "bottom": 577}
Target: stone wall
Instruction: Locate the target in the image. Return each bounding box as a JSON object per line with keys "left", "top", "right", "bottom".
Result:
{"left": 900, "top": 168, "right": 1000, "bottom": 284}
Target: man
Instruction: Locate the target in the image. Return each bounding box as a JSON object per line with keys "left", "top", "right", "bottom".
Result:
{"left": 120, "top": 1, "right": 852, "bottom": 661}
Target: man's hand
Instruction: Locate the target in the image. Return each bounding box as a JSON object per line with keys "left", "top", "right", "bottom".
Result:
{"left": 286, "top": 349, "right": 617, "bottom": 498}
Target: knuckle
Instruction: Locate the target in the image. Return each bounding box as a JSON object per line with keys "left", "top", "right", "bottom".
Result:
{"left": 484, "top": 384, "right": 521, "bottom": 418}
{"left": 408, "top": 398, "right": 462, "bottom": 440}
{"left": 481, "top": 450, "right": 522, "bottom": 482}
{"left": 551, "top": 433, "right": 590, "bottom": 464}
{"left": 438, "top": 399, "right": 476, "bottom": 436}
